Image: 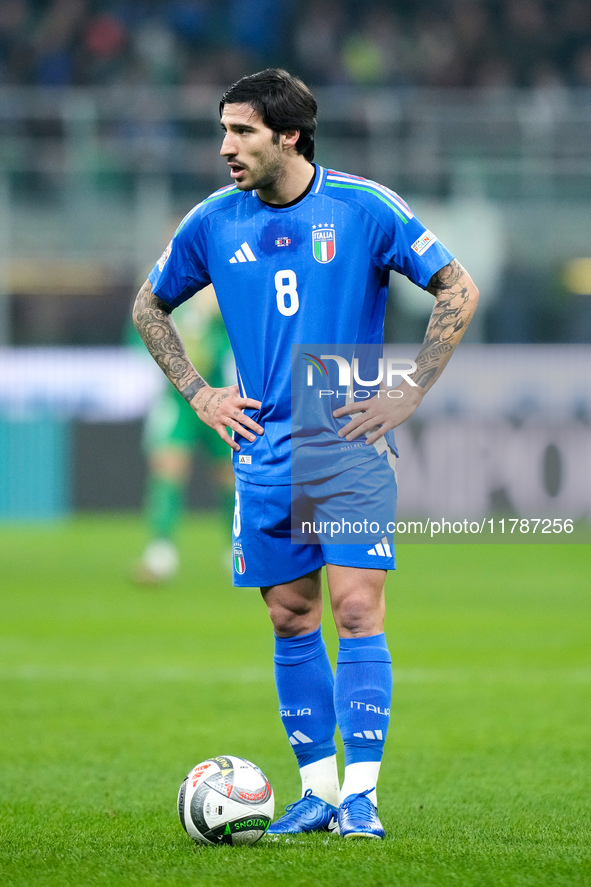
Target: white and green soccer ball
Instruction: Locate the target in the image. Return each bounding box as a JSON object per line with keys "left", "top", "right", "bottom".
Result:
{"left": 177, "top": 755, "right": 274, "bottom": 846}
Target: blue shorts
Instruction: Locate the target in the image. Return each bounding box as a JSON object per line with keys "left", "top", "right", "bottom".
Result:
{"left": 231, "top": 452, "right": 397, "bottom": 588}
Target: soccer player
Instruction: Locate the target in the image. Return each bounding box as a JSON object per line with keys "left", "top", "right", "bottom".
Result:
{"left": 133, "top": 69, "right": 479, "bottom": 838}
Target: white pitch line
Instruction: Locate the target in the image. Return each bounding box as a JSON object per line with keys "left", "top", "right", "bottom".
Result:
{"left": 0, "top": 665, "right": 272, "bottom": 683}
{"left": 0, "top": 666, "right": 590, "bottom": 684}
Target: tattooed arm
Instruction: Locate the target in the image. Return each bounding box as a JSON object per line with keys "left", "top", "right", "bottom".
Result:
{"left": 132, "top": 279, "right": 263, "bottom": 451}
{"left": 333, "top": 259, "right": 479, "bottom": 444}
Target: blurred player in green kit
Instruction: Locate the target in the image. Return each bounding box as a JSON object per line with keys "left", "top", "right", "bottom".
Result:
{"left": 130, "top": 284, "right": 235, "bottom": 584}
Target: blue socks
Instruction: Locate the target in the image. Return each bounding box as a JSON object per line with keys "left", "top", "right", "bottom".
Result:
{"left": 334, "top": 633, "right": 392, "bottom": 765}
{"left": 274, "top": 629, "right": 392, "bottom": 771}
{"left": 274, "top": 627, "right": 337, "bottom": 767}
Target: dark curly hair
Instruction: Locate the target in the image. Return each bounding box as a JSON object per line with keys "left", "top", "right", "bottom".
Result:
{"left": 219, "top": 68, "right": 317, "bottom": 162}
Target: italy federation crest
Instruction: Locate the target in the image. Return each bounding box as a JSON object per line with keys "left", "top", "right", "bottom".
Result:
{"left": 312, "top": 225, "right": 336, "bottom": 263}
{"left": 233, "top": 543, "right": 246, "bottom": 575}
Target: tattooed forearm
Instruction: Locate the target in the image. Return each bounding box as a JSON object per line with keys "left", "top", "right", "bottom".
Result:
{"left": 132, "top": 279, "right": 208, "bottom": 401}
{"left": 180, "top": 377, "right": 207, "bottom": 404}
{"left": 411, "top": 259, "right": 479, "bottom": 391}
{"left": 413, "top": 342, "right": 453, "bottom": 388}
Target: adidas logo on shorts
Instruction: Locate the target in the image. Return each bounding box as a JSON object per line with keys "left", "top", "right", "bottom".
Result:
{"left": 367, "top": 537, "right": 392, "bottom": 557}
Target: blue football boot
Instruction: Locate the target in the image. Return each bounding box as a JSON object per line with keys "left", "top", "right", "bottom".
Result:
{"left": 337, "top": 788, "right": 385, "bottom": 839}
{"left": 267, "top": 789, "right": 339, "bottom": 835}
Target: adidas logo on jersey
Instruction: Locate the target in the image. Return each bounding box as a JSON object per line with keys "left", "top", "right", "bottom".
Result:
{"left": 353, "top": 729, "right": 384, "bottom": 740}
{"left": 288, "top": 731, "right": 313, "bottom": 746}
{"left": 367, "top": 537, "right": 392, "bottom": 557}
{"left": 229, "top": 242, "right": 257, "bottom": 263}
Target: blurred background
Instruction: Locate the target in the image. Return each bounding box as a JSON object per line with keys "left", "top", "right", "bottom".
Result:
{"left": 0, "top": 0, "right": 589, "bottom": 529}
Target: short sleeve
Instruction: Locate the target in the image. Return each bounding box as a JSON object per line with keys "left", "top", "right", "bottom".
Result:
{"left": 148, "top": 206, "right": 211, "bottom": 308}
{"left": 371, "top": 187, "right": 455, "bottom": 289}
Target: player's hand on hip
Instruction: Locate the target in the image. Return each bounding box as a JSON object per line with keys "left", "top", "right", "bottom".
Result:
{"left": 333, "top": 382, "right": 423, "bottom": 445}
{"left": 191, "top": 384, "right": 263, "bottom": 451}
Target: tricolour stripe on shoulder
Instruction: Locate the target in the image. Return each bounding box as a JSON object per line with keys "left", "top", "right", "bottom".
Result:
{"left": 174, "top": 184, "right": 239, "bottom": 235}
{"left": 201, "top": 183, "right": 239, "bottom": 205}
{"left": 327, "top": 169, "right": 366, "bottom": 181}
{"left": 326, "top": 171, "right": 413, "bottom": 223}
{"left": 174, "top": 203, "right": 201, "bottom": 236}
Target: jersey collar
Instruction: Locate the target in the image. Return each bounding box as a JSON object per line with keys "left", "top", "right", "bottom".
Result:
{"left": 254, "top": 165, "right": 325, "bottom": 211}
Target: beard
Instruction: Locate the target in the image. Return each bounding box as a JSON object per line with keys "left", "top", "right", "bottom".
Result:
{"left": 243, "top": 150, "right": 287, "bottom": 195}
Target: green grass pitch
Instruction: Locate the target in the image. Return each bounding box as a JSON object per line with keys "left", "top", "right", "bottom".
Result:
{"left": 0, "top": 514, "right": 590, "bottom": 887}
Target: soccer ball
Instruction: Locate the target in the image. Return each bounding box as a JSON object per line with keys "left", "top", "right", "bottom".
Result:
{"left": 177, "top": 755, "right": 274, "bottom": 846}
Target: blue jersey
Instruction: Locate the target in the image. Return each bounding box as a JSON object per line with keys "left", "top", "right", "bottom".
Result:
{"left": 149, "top": 164, "right": 454, "bottom": 485}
